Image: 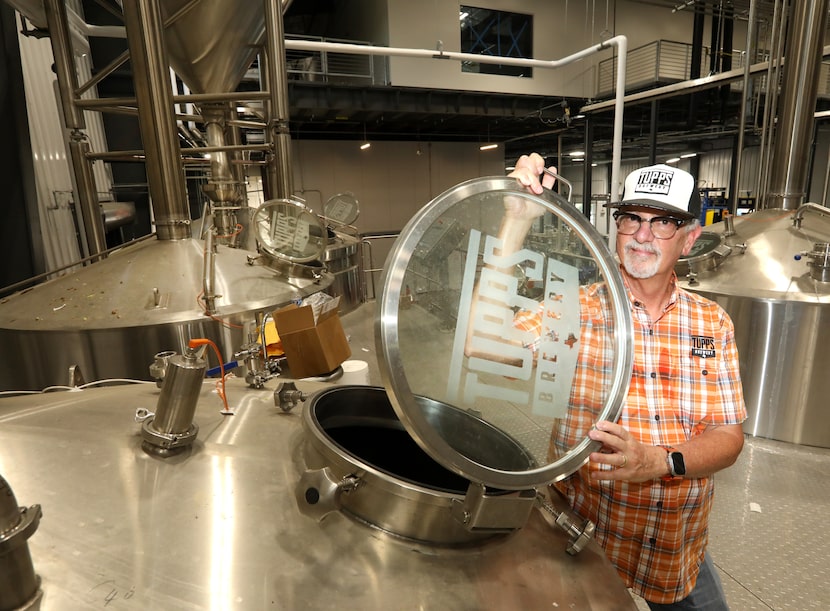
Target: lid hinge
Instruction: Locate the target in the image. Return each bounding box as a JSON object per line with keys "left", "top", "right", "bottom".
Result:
{"left": 451, "top": 482, "right": 536, "bottom": 532}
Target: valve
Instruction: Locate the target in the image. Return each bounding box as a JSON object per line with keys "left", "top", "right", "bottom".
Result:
{"left": 535, "top": 492, "right": 595, "bottom": 555}
{"left": 234, "top": 314, "right": 282, "bottom": 389}
{"left": 685, "top": 271, "right": 698, "bottom": 286}
{"left": 274, "top": 381, "right": 309, "bottom": 412}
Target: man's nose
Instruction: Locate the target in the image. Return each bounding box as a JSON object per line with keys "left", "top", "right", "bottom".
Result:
{"left": 634, "top": 219, "right": 656, "bottom": 240}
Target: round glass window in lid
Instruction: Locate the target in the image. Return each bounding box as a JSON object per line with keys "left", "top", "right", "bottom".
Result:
{"left": 253, "top": 198, "right": 327, "bottom": 264}
{"left": 376, "top": 176, "right": 633, "bottom": 491}
{"left": 323, "top": 192, "right": 360, "bottom": 227}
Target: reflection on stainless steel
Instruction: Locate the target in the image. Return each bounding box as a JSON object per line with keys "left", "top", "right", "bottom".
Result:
{"left": 0, "top": 239, "right": 329, "bottom": 390}
{"left": 0, "top": 380, "right": 636, "bottom": 610}
{"left": 678, "top": 207, "right": 830, "bottom": 447}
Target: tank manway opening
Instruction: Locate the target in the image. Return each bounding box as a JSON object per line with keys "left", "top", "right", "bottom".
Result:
{"left": 298, "top": 386, "right": 540, "bottom": 546}
{"left": 313, "top": 386, "right": 536, "bottom": 494}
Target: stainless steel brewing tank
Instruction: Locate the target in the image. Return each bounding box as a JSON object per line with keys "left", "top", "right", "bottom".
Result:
{"left": 0, "top": 238, "right": 331, "bottom": 390}
{"left": 322, "top": 231, "right": 362, "bottom": 314}
{"left": 676, "top": 207, "right": 830, "bottom": 447}
{"left": 0, "top": 378, "right": 636, "bottom": 610}
{"left": 0, "top": 176, "right": 640, "bottom": 608}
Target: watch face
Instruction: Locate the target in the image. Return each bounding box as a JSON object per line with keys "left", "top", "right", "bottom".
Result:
{"left": 671, "top": 452, "right": 686, "bottom": 476}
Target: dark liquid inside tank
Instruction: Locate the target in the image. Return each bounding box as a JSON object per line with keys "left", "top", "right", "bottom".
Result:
{"left": 327, "top": 425, "right": 470, "bottom": 492}
{"left": 311, "top": 386, "right": 536, "bottom": 493}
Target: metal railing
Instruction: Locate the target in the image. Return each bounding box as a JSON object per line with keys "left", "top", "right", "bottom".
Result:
{"left": 285, "top": 34, "right": 382, "bottom": 84}
{"left": 598, "top": 40, "right": 702, "bottom": 95}
{"left": 597, "top": 39, "right": 830, "bottom": 99}
{"left": 359, "top": 231, "right": 399, "bottom": 301}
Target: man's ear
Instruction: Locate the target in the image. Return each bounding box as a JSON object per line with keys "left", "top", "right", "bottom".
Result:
{"left": 681, "top": 224, "right": 703, "bottom": 256}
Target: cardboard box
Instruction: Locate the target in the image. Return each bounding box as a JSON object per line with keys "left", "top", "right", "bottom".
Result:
{"left": 273, "top": 303, "right": 351, "bottom": 378}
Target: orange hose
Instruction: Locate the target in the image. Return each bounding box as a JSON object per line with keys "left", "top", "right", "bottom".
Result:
{"left": 195, "top": 291, "right": 243, "bottom": 329}
{"left": 188, "top": 338, "right": 232, "bottom": 414}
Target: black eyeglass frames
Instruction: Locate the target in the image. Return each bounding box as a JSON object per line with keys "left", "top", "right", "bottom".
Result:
{"left": 612, "top": 211, "right": 690, "bottom": 239}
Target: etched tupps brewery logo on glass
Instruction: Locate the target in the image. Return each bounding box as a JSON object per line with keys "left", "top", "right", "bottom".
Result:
{"left": 634, "top": 169, "right": 674, "bottom": 196}
{"left": 446, "top": 229, "right": 581, "bottom": 420}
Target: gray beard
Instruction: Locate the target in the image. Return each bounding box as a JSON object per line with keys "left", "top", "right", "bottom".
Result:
{"left": 622, "top": 241, "right": 661, "bottom": 279}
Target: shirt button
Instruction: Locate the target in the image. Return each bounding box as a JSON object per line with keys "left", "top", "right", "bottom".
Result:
{"left": 702, "top": 369, "right": 709, "bottom": 375}
{"left": 650, "top": 372, "right": 657, "bottom": 379}
{"left": 648, "top": 329, "right": 654, "bottom": 335}
{"left": 655, "top": 415, "right": 660, "bottom": 421}
{"left": 649, "top": 537, "right": 657, "bottom": 546}
{"left": 656, "top": 501, "right": 663, "bottom": 509}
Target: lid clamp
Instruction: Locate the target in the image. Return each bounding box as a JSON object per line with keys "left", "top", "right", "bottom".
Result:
{"left": 450, "top": 483, "right": 536, "bottom": 533}
{"left": 535, "top": 491, "right": 596, "bottom": 555}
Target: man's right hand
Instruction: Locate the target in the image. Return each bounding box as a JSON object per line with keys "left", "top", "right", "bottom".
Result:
{"left": 505, "top": 153, "right": 556, "bottom": 220}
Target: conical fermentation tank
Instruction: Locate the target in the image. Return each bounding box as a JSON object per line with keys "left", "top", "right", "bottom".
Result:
{"left": 0, "top": 178, "right": 639, "bottom": 609}
{"left": 676, "top": 206, "right": 830, "bottom": 448}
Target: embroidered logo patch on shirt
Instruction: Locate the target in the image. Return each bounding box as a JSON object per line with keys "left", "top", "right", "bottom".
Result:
{"left": 691, "top": 335, "right": 716, "bottom": 358}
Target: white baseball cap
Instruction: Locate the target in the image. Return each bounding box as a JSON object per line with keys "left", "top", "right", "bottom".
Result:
{"left": 606, "top": 164, "right": 701, "bottom": 221}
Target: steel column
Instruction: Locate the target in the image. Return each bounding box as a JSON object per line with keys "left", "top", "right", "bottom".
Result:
{"left": 121, "top": 0, "right": 191, "bottom": 239}
{"left": 766, "top": 0, "right": 830, "bottom": 210}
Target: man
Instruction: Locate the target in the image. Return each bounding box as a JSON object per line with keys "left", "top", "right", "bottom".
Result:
{"left": 510, "top": 153, "right": 746, "bottom": 610}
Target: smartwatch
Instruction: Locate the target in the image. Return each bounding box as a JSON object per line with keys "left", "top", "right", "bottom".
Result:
{"left": 662, "top": 446, "right": 686, "bottom": 478}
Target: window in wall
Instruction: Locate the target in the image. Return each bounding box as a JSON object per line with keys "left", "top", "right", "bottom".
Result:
{"left": 460, "top": 6, "right": 533, "bottom": 78}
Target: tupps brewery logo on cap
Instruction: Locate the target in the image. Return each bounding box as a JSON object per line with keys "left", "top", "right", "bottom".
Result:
{"left": 634, "top": 169, "right": 675, "bottom": 196}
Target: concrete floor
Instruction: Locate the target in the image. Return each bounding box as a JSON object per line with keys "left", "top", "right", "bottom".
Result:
{"left": 339, "top": 302, "right": 830, "bottom": 610}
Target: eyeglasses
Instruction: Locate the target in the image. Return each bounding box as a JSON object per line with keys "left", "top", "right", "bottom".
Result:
{"left": 613, "top": 211, "right": 689, "bottom": 239}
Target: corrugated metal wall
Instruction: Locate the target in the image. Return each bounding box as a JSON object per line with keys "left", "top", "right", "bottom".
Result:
{"left": 16, "top": 0, "right": 112, "bottom": 272}
{"left": 557, "top": 148, "right": 766, "bottom": 234}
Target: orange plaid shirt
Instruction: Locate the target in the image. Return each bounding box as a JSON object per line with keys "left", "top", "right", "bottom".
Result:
{"left": 527, "top": 275, "right": 746, "bottom": 604}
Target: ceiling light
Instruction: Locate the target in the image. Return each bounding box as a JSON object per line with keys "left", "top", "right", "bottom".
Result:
{"left": 681, "top": 152, "right": 697, "bottom": 158}
{"left": 572, "top": 157, "right": 584, "bottom": 162}
{"left": 479, "top": 143, "right": 498, "bottom": 151}
{"left": 459, "top": 11, "right": 469, "bottom": 20}
{"left": 569, "top": 151, "right": 585, "bottom": 157}
{"left": 360, "top": 142, "right": 371, "bottom": 150}
{"left": 666, "top": 157, "right": 680, "bottom": 164}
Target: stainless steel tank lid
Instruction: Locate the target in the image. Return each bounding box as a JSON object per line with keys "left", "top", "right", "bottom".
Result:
{"left": 682, "top": 231, "right": 724, "bottom": 261}
{"left": 323, "top": 192, "right": 360, "bottom": 227}
{"left": 376, "top": 176, "right": 633, "bottom": 490}
{"left": 252, "top": 199, "right": 327, "bottom": 265}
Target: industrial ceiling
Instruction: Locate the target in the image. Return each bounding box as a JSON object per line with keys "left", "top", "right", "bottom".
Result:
{"left": 72, "top": 0, "right": 830, "bottom": 166}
